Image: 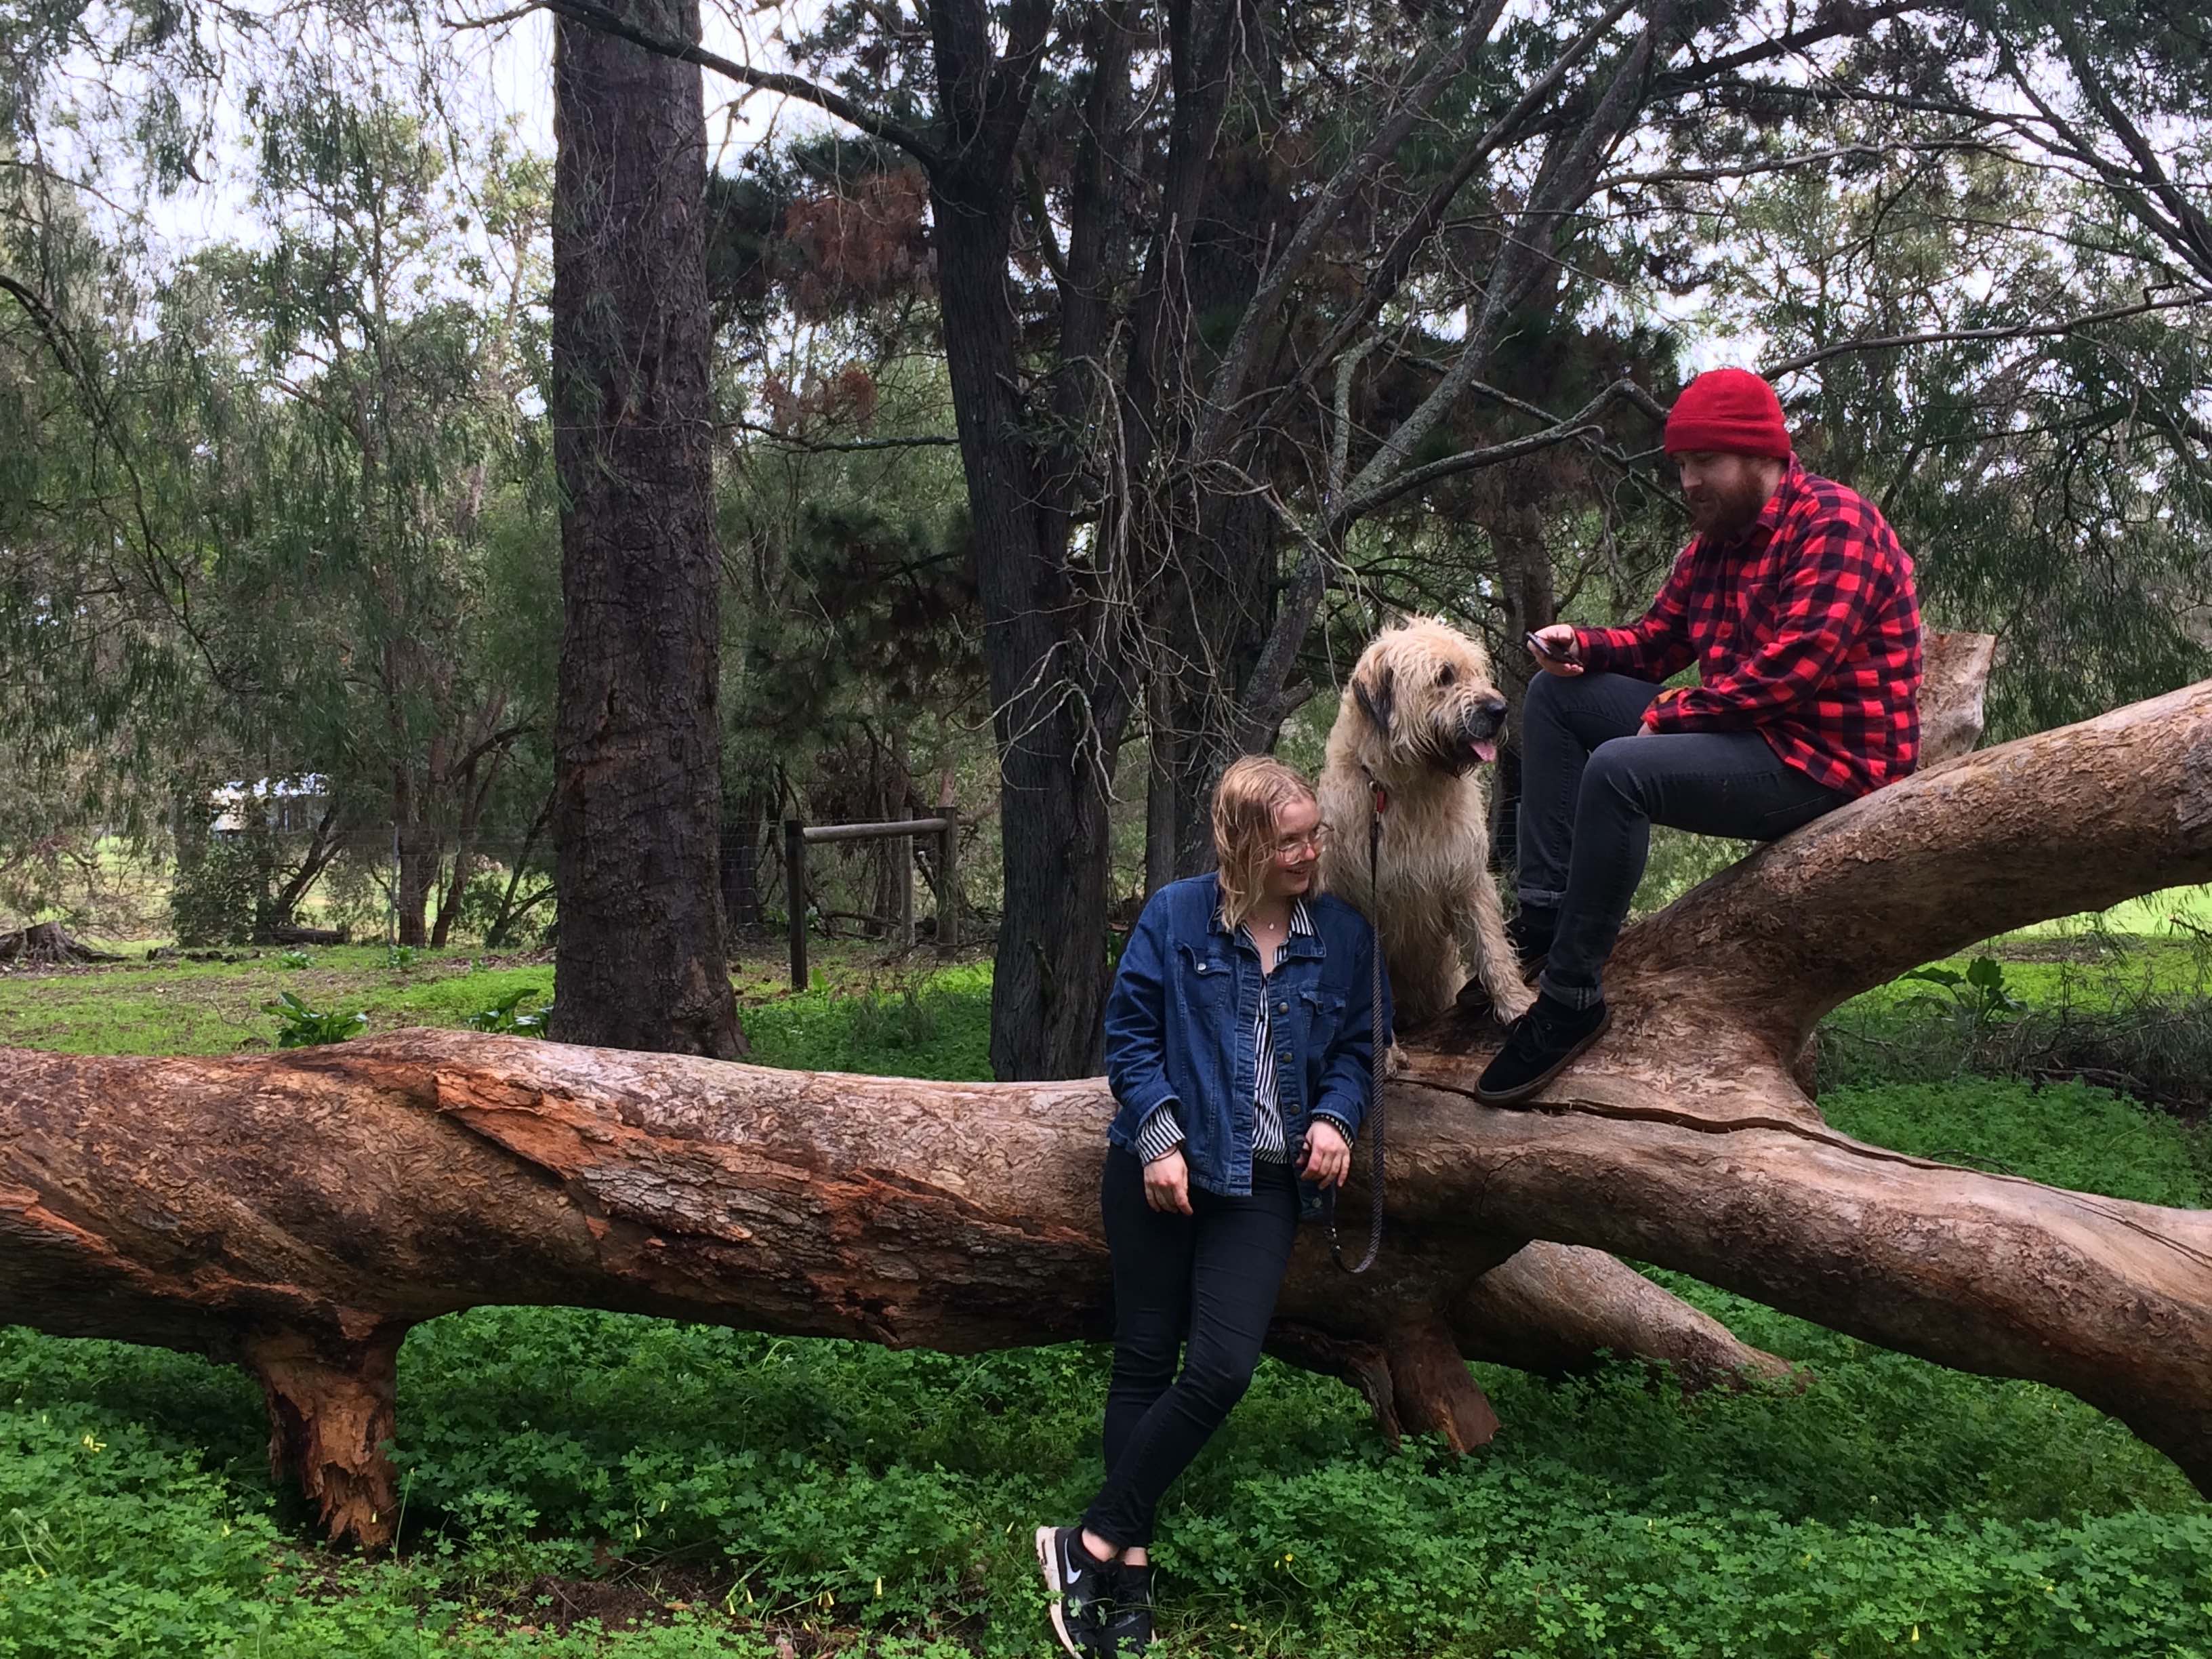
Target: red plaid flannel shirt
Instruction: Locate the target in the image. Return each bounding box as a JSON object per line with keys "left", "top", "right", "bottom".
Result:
{"left": 1573, "top": 461, "right": 1923, "bottom": 797}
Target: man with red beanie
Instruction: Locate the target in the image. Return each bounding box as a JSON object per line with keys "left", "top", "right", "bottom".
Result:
{"left": 1476, "top": 367, "right": 1921, "bottom": 1105}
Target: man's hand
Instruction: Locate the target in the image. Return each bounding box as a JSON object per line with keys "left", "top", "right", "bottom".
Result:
{"left": 1526, "top": 624, "right": 1584, "bottom": 678}
{"left": 1143, "top": 1148, "right": 1193, "bottom": 1214}
{"left": 1300, "top": 1120, "right": 1353, "bottom": 1189}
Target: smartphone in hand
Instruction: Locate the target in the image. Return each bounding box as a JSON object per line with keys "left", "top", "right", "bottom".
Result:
{"left": 1525, "top": 630, "right": 1563, "bottom": 660}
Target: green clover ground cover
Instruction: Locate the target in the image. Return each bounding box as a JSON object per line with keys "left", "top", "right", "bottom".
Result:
{"left": 1, "top": 946, "right": 2209, "bottom": 1655}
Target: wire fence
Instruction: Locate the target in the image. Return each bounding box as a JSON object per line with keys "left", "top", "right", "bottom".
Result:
{"left": 2, "top": 813, "right": 989, "bottom": 960}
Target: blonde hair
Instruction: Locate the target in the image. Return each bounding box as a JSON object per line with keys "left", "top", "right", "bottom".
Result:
{"left": 1212, "top": 756, "right": 1317, "bottom": 931}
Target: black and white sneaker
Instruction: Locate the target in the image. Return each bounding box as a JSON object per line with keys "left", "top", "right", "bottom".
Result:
{"left": 1099, "top": 1559, "right": 1155, "bottom": 1656}
{"left": 1035, "top": 1524, "right": 1111, "bottom": 1656}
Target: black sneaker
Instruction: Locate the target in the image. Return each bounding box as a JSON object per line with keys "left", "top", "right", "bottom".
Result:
{"left": 1475, "top": 991, "right": 1610, "bottom": 1105}
{"left": 1036, "top": 1524, "right": 1111, "bottom": 1656}
{"left": 1099, "top": 1561, "right": 1155, "bottom": 1656}
{"left": 1507, "top": 906, "right": 1557, "bottom": 978}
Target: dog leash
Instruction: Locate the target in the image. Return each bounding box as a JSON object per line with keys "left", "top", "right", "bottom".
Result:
{"left": 1326, "top": 771, "right": 1388, "bottom": 1275}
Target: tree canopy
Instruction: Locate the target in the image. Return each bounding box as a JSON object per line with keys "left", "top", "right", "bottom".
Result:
{"left": 0, "top": 0, "right": 2205, "bottom": 1066}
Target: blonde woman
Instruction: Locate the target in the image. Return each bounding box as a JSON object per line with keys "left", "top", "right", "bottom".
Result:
{"left": 1035, "top": 756, "right": 1391, "bottom": 1657}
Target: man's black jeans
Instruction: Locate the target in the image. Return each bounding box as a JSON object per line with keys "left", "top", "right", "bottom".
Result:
{"left": 1518, "top": 670, "right": 1850, "bottom": 1008}
{"left": 1081, "top": 1147, "right": 1298, "bottom": 1549}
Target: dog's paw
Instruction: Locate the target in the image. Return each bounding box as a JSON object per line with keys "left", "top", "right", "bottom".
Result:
{"left": 1451, "top": 977, "right": 1498, "bottom": 1020}
{"left": 1384, "top": 1042, "right": 1411, "bottom": 1080}
{"left": 1492, "top": 979, "right": 1537, "bottom": 1023}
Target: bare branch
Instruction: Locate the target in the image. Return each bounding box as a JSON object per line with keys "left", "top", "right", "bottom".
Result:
{"left": 491, "top": 0, "right": 942, "bottom": 169}
{"left": 1248, "top": 0, "right": 1643, "bottom": 447}
{"left": 1599, "top": 136, "right": 1998, "bottom": 190}
{"left": 724, "top": 419, "right": 960, "bottom": 453}
{"left": 1338, "top": 379, "right": 1660, "bottom": 525}
{"left": 1199, "top": 0, "right": 1515, "bottom": 450}
{"left": 1759, "top": 289, "right": 2212, "bottom": 377}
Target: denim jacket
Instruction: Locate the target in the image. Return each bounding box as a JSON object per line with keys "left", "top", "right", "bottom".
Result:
{"left": 1104, "top": 874, "right": 1389, "bottom": 1209}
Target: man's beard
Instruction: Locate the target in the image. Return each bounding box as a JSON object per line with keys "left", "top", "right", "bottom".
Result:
{"left": 1686, "top": 476, "right": 1771, "bottom": 538}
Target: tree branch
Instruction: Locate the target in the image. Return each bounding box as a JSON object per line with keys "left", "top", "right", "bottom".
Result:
{"left": 1607, "top": 676, "right": 2212, "bottom": 1059}
{"left": 1248, "top": 0, "right": 1641, "bottom": 448}
{"left": 2043, "top": 13, "right": 2212, "bottom": 279}
{"left": 1598, "top": 136, "right": 1999, "bottom": 190}
{"left": 515, "top": 0, "right": 942, "bottom": 170}
{"left": 1662, "top": 0, "right": 1931, "bottom": 85}
{"left": 1340, "top": 3, "right": 1675, "bottom": 508}
{"left": 726, "top": 419, "right": 960, "bottom": 453}
{"left": 1336, "top": 378, "right": 1658, "bottom": 525}
{"left": 1199, "top": 0, "right": 1515, "bottom": 452}
{"left": 1758, "top": 289, "right": 2212, "bottom": 376}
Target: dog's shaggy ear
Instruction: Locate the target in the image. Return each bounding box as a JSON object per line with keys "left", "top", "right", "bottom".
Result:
{"left": 1353, "top": 663, "right": 1396, "bottom": 741}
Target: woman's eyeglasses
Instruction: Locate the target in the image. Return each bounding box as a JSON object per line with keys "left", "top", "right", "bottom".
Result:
{"left": 1271, "top": 826, "right": 1334, "bottom": 859}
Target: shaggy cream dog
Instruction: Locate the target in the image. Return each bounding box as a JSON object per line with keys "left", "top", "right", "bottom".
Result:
{"left": 1318, "top": 617, "right": 1533, "bottom": 1029}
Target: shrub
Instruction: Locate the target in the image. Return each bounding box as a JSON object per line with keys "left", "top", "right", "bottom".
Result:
{"left": 168, "top": 835, "right": 267, "bottom": 947}
{"left": 268, "top": 990, "right": 367, "bottom": 1048}
{"left": 466, "top": 985, "right": 552, "bottom": 1035}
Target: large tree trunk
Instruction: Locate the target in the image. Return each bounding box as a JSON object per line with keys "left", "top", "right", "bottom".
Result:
{"left": 928, "top": 7, "right": 1123, "bottom": 1081}
{"left": 548, "top": 0, "right": 744, "bottom": 1059}
{"left": 1481, "top": 495, "right": 1557, "bottom": 870}
{"left": 391, "top": 792, "right": 439, "bottom": 951}
{"left": 5, "top": 681, "right": 2212, "bottom": 1547}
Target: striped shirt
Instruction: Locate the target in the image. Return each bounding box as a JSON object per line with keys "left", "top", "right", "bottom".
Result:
{"left": 1134, "top": 899, "right": 1353, "bottom": 1167}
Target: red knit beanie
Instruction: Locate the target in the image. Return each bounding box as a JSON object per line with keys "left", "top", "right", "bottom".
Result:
{"left": 1663, "top": 368, "right": 1792, "bottom": 459}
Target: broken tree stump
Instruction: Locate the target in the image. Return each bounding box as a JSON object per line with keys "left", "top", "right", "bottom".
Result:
{"left": 0, "top": 922, "right": 122, "bottom": 965}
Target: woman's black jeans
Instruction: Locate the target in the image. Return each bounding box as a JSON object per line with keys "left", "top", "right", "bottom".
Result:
{"left": 1081, "top": 1147, "right": 1298, "bottom": 1549}
{"left": 1518, "top": 670, "right": 1850, "bottom": 1008}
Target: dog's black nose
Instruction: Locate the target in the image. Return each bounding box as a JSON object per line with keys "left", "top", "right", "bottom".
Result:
{"left": 1483, "top": 697, "right": 1508, "bottom": 718}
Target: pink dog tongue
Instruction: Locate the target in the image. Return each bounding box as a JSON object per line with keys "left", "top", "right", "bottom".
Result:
{"left": 1471, "top": 739, "right": 1498, "bottom": 764}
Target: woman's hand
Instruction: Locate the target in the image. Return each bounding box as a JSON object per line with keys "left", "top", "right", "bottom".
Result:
{"left": 1143, "top": 1148, "right": 1193, "bottom": 1215}
{"left": 1300, "top": 1120, "right": 1353, "bottom": 1189}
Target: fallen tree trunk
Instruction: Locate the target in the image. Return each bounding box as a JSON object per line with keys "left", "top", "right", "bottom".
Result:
{"left": 4, "top": 678, "right": 2212, "bottom": 1547}
{"left": 0, "top": 1033, "right": 1780, "bottom": 1542}
{"left": 259, "top": 924, "right": 350, "bottom": 947}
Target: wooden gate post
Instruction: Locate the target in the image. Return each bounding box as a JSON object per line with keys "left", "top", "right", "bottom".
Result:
{"left": 937, "top": 809, "right": 959, "bottom": 952}
{"left": 897, "top": 805, "right": 915, "bottom": 949}
{"left": 784, "top": 819, "right": 808, "bottom": 991}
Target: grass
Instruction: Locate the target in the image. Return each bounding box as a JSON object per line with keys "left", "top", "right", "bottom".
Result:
{"left": 0, "top": 939, "right": 989, "bottom": 1063}
{"left": 1, "top": 936, "right": 2209, "bottom": 1654}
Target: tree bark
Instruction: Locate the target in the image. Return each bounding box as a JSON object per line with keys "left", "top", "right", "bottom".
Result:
{"left": 548, "top": 0, "right": 744, "bottom": 1058}
{"left": 0, "top": 922, "right": 121, "bottom": 964}
{"left": 1479, "top": 495, "right": 1557, "bottom": 872}
{"left": 0, "top": 1029, "right": 1782, "bottom": 1548}
{"left": 928, "top": 0, "right": 1125, "bottom": 1080}
{"left": 258, "top": 802, "right": 346, "bottom": 938}
{"left": 392, "top": 815, "right": 438, "bottom": 951}
{"left": 4, "top": 679, "right": 2211, "bottom": 1549}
